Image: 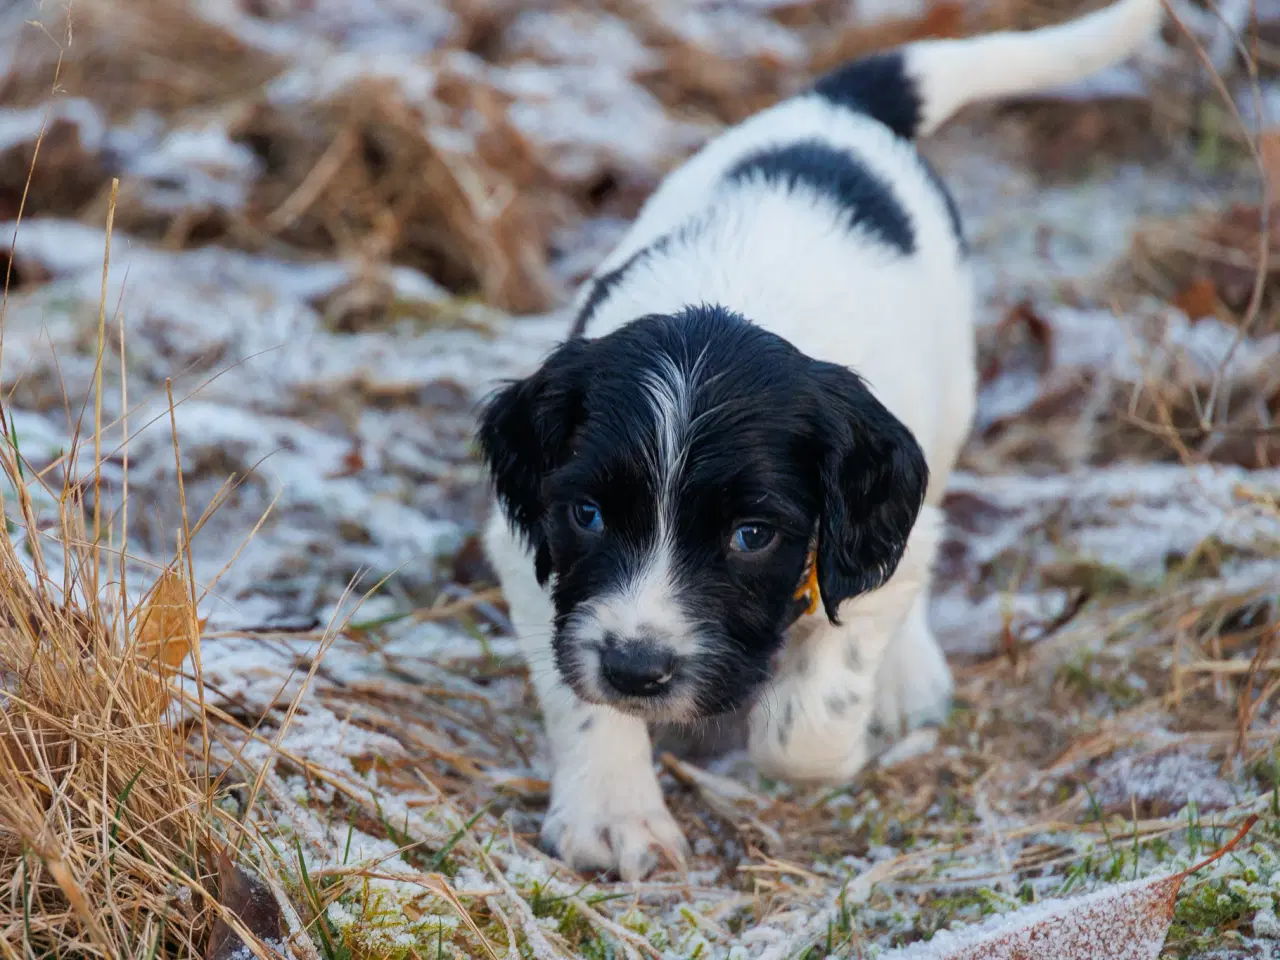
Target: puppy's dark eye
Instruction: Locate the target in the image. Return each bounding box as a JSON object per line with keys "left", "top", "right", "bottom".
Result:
{"left": 571, "top": 500, "right": 604, "bottom": 533}
{"left": 730, "top": 523, "right": 777, "bottom": 554}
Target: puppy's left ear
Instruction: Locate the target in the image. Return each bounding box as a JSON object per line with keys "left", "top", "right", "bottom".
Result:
{"left": 809, "top": 361, "right": 929, "bottom": 623}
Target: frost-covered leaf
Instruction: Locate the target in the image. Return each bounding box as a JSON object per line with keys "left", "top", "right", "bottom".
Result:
{"left": 884, "top": 816, "right": 1257, "bottom": 960}
{"left": 205, "top": 849, "right": 284, "bottom": 960}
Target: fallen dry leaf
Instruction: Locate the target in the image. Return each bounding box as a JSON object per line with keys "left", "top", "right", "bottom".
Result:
{"left": 205, "top": 849, "right": 284, "bottom": 960}
{"left": 1196, "top": 204, "right": 1280, "bottom": 311}
{"left": 134, "top": 568, "right": 205, "bottom": 717}
{"left": 324, "top": 440, "right": 365, "bottom": 479}
{"left": 1172, "top": 275, "right": 1220, "bottom": 322}
{"left": 885, "top": 815, "right": 1258, "bottom": 959}
{"left": 979, "top": 299, "right": 1055, "bottom": 385}
{"left": 135, "top": 568, "right": 202, "bottom": 675}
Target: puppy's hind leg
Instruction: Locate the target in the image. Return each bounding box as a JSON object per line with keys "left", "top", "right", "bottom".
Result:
{"left": 872, "top": 583, "right": 954, "bottom": 740}
{"left": 482, "top": 511, "right": 689, "bottom": 881}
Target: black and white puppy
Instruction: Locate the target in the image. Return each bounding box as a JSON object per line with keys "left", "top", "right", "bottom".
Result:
{"left": 477, "top": 0, "right": 1163, "bottom": 881}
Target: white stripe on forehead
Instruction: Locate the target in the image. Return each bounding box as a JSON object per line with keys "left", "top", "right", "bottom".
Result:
{"left": 567, "top": 351, "right": 706, "bottom": 656}
{"left": 641, "top": 353, "right": 694, "bottom": 526}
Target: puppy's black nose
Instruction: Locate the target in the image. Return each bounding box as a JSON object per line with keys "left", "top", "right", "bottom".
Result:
{"left": 600, "top": 640, "right": 676, "bottom": 697}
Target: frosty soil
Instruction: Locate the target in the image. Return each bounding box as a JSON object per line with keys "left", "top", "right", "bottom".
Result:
{"left": 3, "top": 0, "right": 1280, "bottom": 957}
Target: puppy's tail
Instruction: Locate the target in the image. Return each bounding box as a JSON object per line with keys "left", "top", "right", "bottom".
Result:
{"left": 815, "top": 0, "right": 1164, "bottom": 139}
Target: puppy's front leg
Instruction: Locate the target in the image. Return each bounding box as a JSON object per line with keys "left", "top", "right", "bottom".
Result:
{"left": 747, "top": 581, "right": 916, "bottom": 782}
{"left": 540, "top": 695, "right": 688, "bottom": 881}
{"left": 483, "top": 514, "right": 688, "bottom": 881}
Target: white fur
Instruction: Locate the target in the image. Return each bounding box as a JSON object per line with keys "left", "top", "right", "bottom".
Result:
{"left": 483, "top": 0, "right": 1163, "bottom": 880}
{"left": 483, "top": 510, "right": 691, "bottom": 878}
{"left": 908, "top": 0, "right": 1164, "bottom": 136}
{"left": 748, "top": 506, "right": 945, "bottom": 781}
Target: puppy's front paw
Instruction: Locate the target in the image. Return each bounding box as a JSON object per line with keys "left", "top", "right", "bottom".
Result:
{"left": 542, "top": 777, "right": 689, "bottom": 881}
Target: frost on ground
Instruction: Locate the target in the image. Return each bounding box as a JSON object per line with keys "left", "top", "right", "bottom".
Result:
{"left": 3, "top": 0, "right": 1280, "bottom": 958}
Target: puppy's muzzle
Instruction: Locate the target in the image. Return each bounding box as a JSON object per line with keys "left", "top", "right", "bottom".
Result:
{"left": 599, "top": 632, "right": 677, "bottom": 698}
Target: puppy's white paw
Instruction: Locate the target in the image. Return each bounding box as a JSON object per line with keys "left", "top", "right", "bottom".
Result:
{"left": 874, "top": 622, "right": 953, "bottom": 738}
{"left": 542, "top": 777, "right": 689, "bottom": 881}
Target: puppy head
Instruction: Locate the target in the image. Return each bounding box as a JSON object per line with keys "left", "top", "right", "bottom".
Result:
{"left": 477, "top": 304, "right": 927, "bottom": 721}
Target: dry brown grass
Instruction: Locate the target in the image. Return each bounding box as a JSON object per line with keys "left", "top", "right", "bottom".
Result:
{"left": 0, "top": 522, "right": 223, "bottom": 958}
{"left": 0, "top": 207, "right": 226, "bottom": 955}
{"left": 4, "top": 0, "right": 570, "bottom": 313}
{"left": 0, "top": 40, "right": 273, "bottom": 947}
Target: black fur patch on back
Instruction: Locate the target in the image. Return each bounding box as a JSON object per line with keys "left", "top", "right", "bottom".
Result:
{"left": 813, "top": 51, "right": 922, "bottom": 140}
{"left": 569, "top": 217, "right": 709, "bottom": 338}
{"left": 569, "top": 245, "right": 656, "bottom": 338}
{"left": 725, "top": 139, "right": 915, "bottom": 254}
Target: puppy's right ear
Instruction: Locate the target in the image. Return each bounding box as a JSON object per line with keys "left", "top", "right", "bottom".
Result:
{"left": 476, "top": 338, "right": 590, "bottom": 584}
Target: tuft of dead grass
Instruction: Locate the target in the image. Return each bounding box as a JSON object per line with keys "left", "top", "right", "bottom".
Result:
{"left": 227, "top": 72, "right": 567, "bottom": 313}
{"left": 0, "top": 114, "right": 268, "bottom": 956}
{"left": 0, "top": 0, "right": 285, "bottom": 120}
{"left": 0, "top": 540, "right": 221, "bottom": 957}
{"left": 0, "top": 303, "right": 225, "bottom": 956}
{"left": 8, "top": 0, "right": 569, "bottom": 313}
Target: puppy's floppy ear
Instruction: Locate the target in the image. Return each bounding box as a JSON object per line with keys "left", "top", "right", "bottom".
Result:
{"left": 809, "top": 361, "right": 928, "bottom": 623}
{"left": 476, "top": 338, "right": 590, "bottom": 584}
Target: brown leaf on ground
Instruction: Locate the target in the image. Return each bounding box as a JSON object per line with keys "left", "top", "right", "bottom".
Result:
{"left": 451, "top": 534, "right": 497, "bottom": 587}
{"left": 134, "top": 569, "right": 205, "bottom": 717}
{"left": 136, "top": 568, "right": 201, "bottom": 675}
{"left": 1171, "top": 275, "right": 1220, "bottom": 321}
{"left": 205, "top": 850, "right": 284, "bottom": 960}
{"left": 325, "top": 440, "right": 366, "bottom": 480}
{"left": 1199, "top": 205, "right": 1280, "bottom": 312}
{"left": 979, "top": 299, "right": 1055, "bottom": 385}
{"left": 1128, "top": 204, "right": 1280, "bottom": 323}
{"left": 885, "top": 815, "right": 1258, "bottom": 959}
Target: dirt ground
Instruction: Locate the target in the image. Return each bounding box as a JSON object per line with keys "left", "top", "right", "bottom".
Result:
{"left": 2, "top": 0, "right": 1280, "bottom": 957}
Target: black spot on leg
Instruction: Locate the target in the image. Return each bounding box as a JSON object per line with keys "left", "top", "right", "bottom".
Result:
{"left": 824, "top": 689, "right": 860, "bottom": 716}
{"left": 778, "top": 701, "right": 795, "bottom": 746}
{"left": 844, "top": 645, "right": 861, "bottom": 670}
{"left": 579, "top": 714, "right": 595, "bottom": 733}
